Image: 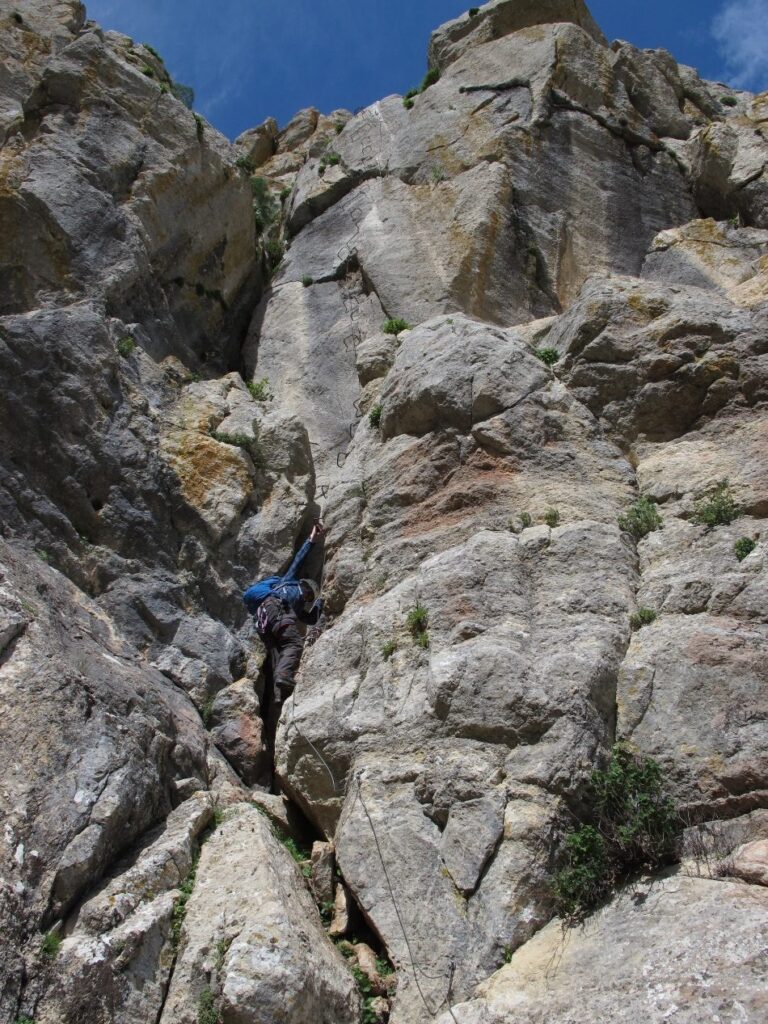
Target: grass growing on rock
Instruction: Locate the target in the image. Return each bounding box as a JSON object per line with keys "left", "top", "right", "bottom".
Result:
{"left": 407, "top": 604, "right": 429, "bottom": 649}
{"left": 172, "top": 855, "right": 199, "bottom": 949}
{"left": 534, "top": 347, "right": 559, "bottom": 366}
{"left": 382, "top": 317, "right": 411, "bottom": 335}
{"left": 209, "top": 428, "right": 265, "bottom": 468}
{"left": 251, "top": 176, "right": 279, "bottom": 234}
{"left": 382, "top": 639, "right": 397, "bottom": 660}
{"left": 618, "top": 495, "right": 662, "bottom": 539}
{"left": 369, "top": 404, "right": 382, "bottom": 428}
{"left": 544, "top": 508, "right": 560, "bottom": 528}
{"left": 552, "top": 745, "right": 679, "bottom": 921}
{"left": 117, "top": 336, "right": 135, "bottom": 358}
{"left": 735, "top": 537, "right": 756, "bottom": 561}
{"left": 691, "top": 479, "right": 738, "bottom": 528}
{"left": 197, "top": 988, "right": 219, "bottom": 1024}
{"left": 40, "top": 930, "right": 62, "bottom": 961}
{"left": 247, "top": 377, "right": 272, "bottom": 401}
{"left": 630, "top": 607, "right": 657, "bottom": 631}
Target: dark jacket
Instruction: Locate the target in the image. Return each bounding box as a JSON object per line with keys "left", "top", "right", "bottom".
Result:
{"left": 271, "top": 539, "right": 322, "bottom": 623}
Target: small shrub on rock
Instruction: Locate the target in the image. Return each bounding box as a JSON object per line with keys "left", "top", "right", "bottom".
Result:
{"left": 420, "top": 68, "right": 441, "bottom": 91}
{"left": 544, "top": 508, "right": 560, "bottom": 528}
{"left": 236, "top": 154, "right": 254, "bottom": 173}
{"left": 369, "top": 404, "right": 382, "bottom": 428}
{"left": 171, "top": 81, "right": 195, "bottom": 108}
{"left": 382, "top": 639, "right": 397, "bottom": 660}
{"left": 735, "top": 537, "right": 756, "bottom": 561}
{"left": 630, "top": 607, "right": 657, "bottom": 631}
{"left": 382, "top": 318, "right": 411, "bottom": 335}
{"left": 407, "top": 604, "right": 429, "bottom": 649}
{"left": 247, "top": 377, "right": 272, "bottom": 401}
{"left": 618, "top": 495, "right": 662, "bottom": 539}
{"left": 40, "top": 930, "right": 62, "bottom": 961}
{"left": 117, "top": 336, "right": 135, "bottom": 358}
{"left": 721, "top": 95, "right": 738, "bottom": 107}
{"left": 534, "top": 347, "right": 559, "bottom": 366}
{"left": 301, "top": 275, "right": 314, "bottom": 288}
{"left": 406, "top": 604, "right": 428, "bottom": 635}
{"left": 197, "top": 988, "right": 219, "bottom": 1024}
{"left": 194, "top": 113, "right": 205, "bottom": 141}
{"left": 553, "top": 745, "right": 679, "bottom": 921}
{"left": 251, "top": 177, "right": 279, "bottom": 234}
{"left": 691, "top": 479, "right": 738, "bottom": 528}
{"left": 210, "top": 429, "right": 264, "bottom": 467}
{"left": 469, "top": 7, "right": 480, "bottom": 16}
{"left": 403, "top": 96, "right": 415, "bottom": 110}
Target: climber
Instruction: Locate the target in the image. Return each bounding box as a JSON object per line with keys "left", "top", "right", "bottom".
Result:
{"left": 244, "top": 520, "right": 326, "bottom": 710}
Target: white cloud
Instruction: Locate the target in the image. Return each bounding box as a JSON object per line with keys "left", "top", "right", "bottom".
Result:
{"left": 711, "top": 0, "right": 768, "bottom": 90}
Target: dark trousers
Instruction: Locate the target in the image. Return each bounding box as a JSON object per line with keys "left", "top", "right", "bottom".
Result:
{"left": 260, "top": 598, "right": 305, "bottom": 753}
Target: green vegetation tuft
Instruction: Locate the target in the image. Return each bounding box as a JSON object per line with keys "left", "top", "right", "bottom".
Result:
{"left": 369, "top": 404, "right": 383, "bottom": 428}
{"left": 552, "top": 745, "right": 679, "bottom": 921}
{"left": 352, "top": 965, "right": 379, "bottom": 1024}
{"left": 194, "top": 113, "right": 205, "bottom": 141}
{"left": 197, "top": 988, "right": 219, "bottom": 1024}
{"left": 250, "top": 176, "right": 279, "bottom": 234}
{"left": 236, "top": 155, "right": 255, "bottom": 173}
{"left": 40, "top": 931, "right": 62, "bottom": 960}
{"left": 382, "top": 639, "right": 397, "bottom": 660}
{"left": 247, "top": 377, "right": 272, "bottom": 401}
{"left": 141, "top": 65, "right": 154, "bottom": 77}
{"left": 406, "top": 604, "right": 428, "bottom": 635}
{"left": 334, "top": 121, "right": 345, "bottom": 134}
{"left": 469, "top": 6, "right": 480, "bottom": 15}
{"left": 301, "top": 275, "right": 314, "bottom": 288}
{"left": 735, "top": 537, "right": 756, "bottom": 561}
{"left": 403, "top": 67, "right": 440, "bottom": 107}
{"left": 318, "top": 151, "right": 342, "bottom": 174}
{"left": 534, "top": 347, "right": 559, "bottom": 366}
{"left": 382, "top": 317, "right": 411, "bottom": 335}
{"left": 420, "top": 67, "right": 441, "bottom": 91}
{"left": 171, "top": 81, "right": 195, "bottom": 109}
{"left": 618, "top": 495, "right": 662, "bottom": 540}
{"left": 630, "top": 607, "right": 657, "bottom": 631}
{"left": 544, "top": 508, "right": 560, "bottom": 528}
{"left": 214, "top": 937, "right": 231, "bottom": 972}
{"left": 15, "top": 1017, "right": 35, "bottom": 1024}
{"left": 721, "top": 95, "right": 738, "bottom": 107}
{"left": 519, "top": 511, "right": 532, "bottom": 530}
{"left": 691, "top": 479, "right": 739, "bottom": 528}
{"left": 407, "top": 604, "right": 429, "bottom": 649}
{"left": 264, "top": 238, "right": 285, "bottom": 274}
{"left": 201, "top": 697, "right": 215, "bottom": 729}
{"left": 280, "top": 186, "right": 292, "bottom": 203}
{"left": 117, "top": 336, "right": 136, "bottom": 358}
{"left": 210, "top": 428, "right": 265, "bottom": 468}
{"left": 143, "top": 43, "right": 163, "bottom": 62}
{"left": 172, "top": 856, "right": 199, "bottom": 948}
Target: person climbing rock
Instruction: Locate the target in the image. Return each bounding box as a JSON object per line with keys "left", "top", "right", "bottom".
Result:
{"left": 244, "top": 521, "right": 326, "bottom": 735}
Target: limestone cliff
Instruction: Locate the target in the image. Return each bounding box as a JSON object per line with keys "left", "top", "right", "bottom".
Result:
{"left": 1, "top": 1, "right": 767, "bottom": 1023}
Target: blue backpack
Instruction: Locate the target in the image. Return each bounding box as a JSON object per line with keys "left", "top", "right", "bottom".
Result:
{"left": 243, "top": 576, "right": 282, "bottom": 614}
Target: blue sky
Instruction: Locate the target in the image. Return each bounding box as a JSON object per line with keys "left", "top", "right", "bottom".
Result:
{"left": 86, "top": 0, "right": 768, "bottom": 140}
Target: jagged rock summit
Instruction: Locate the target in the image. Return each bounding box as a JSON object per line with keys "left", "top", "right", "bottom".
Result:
{"left": 1, "top": 0, "right": 767, "bottom": 1022}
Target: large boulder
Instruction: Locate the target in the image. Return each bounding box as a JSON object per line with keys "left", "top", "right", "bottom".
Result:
{"left": 160, "top": 804, "right": 360, "bottom": 1024}
{"left": 437, "top": 874, "right": 768, "bottom": 1023}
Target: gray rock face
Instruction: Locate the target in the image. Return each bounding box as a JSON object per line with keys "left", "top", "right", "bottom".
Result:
{"left": 160, "top": 804, "right": 360, "bottom": 1024}
{"left": 438, "top": 874, "right": 768, "bottom": 1023}
{"left": 428, "top": 0, "right": 607, "bottom": 71}
{"left": 0, "top": 539, "right": 211, "bottom": 1017}
{"left": 4, "top": 1, "right": 768, "bottom": 1022}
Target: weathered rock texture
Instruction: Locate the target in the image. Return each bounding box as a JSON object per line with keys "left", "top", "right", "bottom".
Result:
{"left": 2, "top": 0, "right": 768, "bottom": 1022}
